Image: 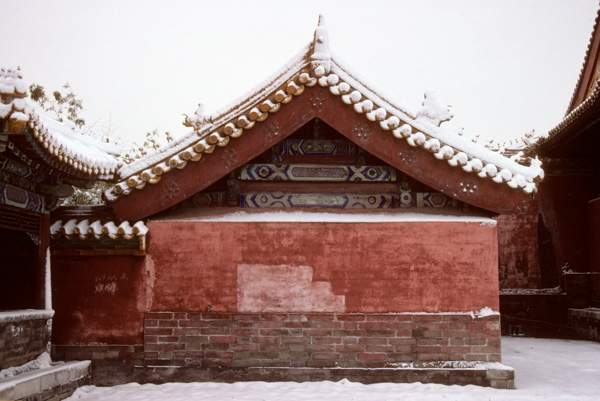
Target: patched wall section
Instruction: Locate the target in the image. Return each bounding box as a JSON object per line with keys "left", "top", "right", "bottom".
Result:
{"left": 237, "top": 264, "right": 345, "bottom": 312}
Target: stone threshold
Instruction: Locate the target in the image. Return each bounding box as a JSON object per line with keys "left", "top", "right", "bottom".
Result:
{"left": 133, "top": 364, "right": 515, "bottom": 389}
{"left": 0, "top": 360, "right": 91, "bottom": 400}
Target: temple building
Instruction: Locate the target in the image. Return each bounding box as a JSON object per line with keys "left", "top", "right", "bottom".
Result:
{"left": 38, "top": 17, "right": 546, "bottom": 389}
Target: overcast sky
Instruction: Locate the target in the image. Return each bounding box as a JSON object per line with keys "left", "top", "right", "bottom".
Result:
{"left": 2, "top": 0, "right": 598, "bottom": 146}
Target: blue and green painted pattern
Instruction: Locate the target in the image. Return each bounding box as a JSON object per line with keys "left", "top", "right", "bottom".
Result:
{"left": 271, "top": 139, "right": 357, "bottom": 162}
{"left": 0, "top": 183, "right": 45, "bottom": 213}
{"left": 241, "top": 192, "right": 398, "bottom": 209}
{"left": 241, "top": 164, "right": 396, "bottom": 182}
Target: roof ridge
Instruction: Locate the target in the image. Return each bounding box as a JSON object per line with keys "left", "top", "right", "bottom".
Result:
{"left": 105, "top": 16, "right": 545, "bottom": 203}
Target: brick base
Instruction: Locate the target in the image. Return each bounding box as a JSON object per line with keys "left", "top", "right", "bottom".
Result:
{"left": 51, "top": 313, "right": 509, "bottom": 388}
{"left": 143, "top": 312, "right": 501, "bottom": 368}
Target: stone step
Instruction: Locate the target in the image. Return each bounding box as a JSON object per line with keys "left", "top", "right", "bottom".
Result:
{"left": 0, "top": 360, "right": 91, "bottom": 401}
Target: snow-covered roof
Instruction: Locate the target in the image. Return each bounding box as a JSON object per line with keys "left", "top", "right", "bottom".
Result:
{"left": 105, "top": 15, "right": 544, "bottom": 202}
{"left": 0, "top": 67, "right": 120, "bottom": 179}
{"left": 50, "top": 218, "right": 148, "bottom": 240}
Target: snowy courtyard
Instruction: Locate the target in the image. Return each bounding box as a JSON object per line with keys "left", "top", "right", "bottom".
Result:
{"left": 65, "top": 336, "right": 600, "bottom": 401}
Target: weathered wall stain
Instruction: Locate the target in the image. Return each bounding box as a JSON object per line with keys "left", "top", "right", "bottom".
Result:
{"left": 237, "top": 264, "right": 345, "bottom": 312}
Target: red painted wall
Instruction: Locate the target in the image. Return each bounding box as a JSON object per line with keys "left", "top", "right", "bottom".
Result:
{"left": 496, "top": 212, "right": 540, "bottom": 289}
{"left": 51, "top": 255, "right": 148, "bottom": 344}
{"left": 146, "top": 220, "right": 499, "bottom": 314}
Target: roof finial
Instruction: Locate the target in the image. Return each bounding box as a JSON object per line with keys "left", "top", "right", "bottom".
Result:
{"left": 311, "top": 14, "right": 331, "bottom": 76}
{"left": 318, "top": 14, "right": 326, "bottom": 27}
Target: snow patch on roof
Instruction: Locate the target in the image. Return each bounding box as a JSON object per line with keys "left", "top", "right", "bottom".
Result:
{"left": 0, "top": 67, "right": 120, "bottom": 178}
{"left": 50, "top": 219, "right": 148, "bottom": 240}
{"left": 119, "top": 43, "right": 313, "bottom": 179}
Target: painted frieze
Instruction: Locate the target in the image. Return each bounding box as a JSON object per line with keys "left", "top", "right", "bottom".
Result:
{"left": 0, "top": 183, "right": 44, "bottom": 213}
{"left": 241, "top": 164, "right": 396, "bottom": 182}
{"left": 416, "top": 192, "right": 458, "bottom": 208}
{"left": 271, "top": 139, "right": 357, "bottom": 162}
{"left": 179, "top": 192, "right": 226, "bottom": 208}
{"left": 240, "top": 192, "right": 397, "bottom": 209}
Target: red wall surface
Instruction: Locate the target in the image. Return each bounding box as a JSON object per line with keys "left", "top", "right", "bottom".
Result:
{"left": 52, "top": 255, "right": 149, "bottom": 344}
{"left": 51, "top": 219, "right": 499, "bottom": 345}
{"left": 496, "top": 212, "right": 540, "bottom": 289}
{"left": 146, "top": 220, "right": 499, "bottom": 314}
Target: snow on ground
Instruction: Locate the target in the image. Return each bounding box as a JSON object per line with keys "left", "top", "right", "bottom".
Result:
{"left": 65, "top": 337, "right": 600, "bottom": 401}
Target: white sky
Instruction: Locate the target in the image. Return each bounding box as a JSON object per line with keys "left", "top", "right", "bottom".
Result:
{"left": 2, "top": 0, "right": 598, "bottom": 147}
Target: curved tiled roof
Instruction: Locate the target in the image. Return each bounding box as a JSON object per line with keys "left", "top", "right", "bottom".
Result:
{"left": 534, "top": 77, "right": 600, "bottom": 151}
{"left": 105, "top": 16, "right": 544, "bottom": 202}
{"left": 0, "top": 67, "right": 120, "bottom": 179}
{"left": 566, "top": 6, "right": 600, "bottom": 115}
{"left": 50, "top": 218, "right": 148, "bottom": 240}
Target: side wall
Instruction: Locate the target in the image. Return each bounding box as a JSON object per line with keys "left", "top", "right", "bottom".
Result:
{"left": 51, "top": 219, "right": 500, "bottom": 384}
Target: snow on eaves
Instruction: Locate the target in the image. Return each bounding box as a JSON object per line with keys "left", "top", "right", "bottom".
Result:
{"left": 0, "top": 67, "right": 120, "bottom": 179}
{"left": 533, "top": 77, "right": 600, "bottom": 151}
{"left": 105, "top": 18, "right": 544, "bottom": 202}
{"left": 117, "top": 43, "right": 313, "bottom": 179}
{"left": 328, "top": 56, "right": 543, "bottom": 186}
{"left": 0, "top": 67, "right": 27, "bottom": 98}
{"left": 50, "top": 219, "right": 148, "bottom": 240}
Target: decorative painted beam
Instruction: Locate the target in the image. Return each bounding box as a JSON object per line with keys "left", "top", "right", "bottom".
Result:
{"left": 240, "top": 164, "right": 396, "bottom": 182}
{"left": 240, "top": 192, "right": 397, "bottom": 209}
